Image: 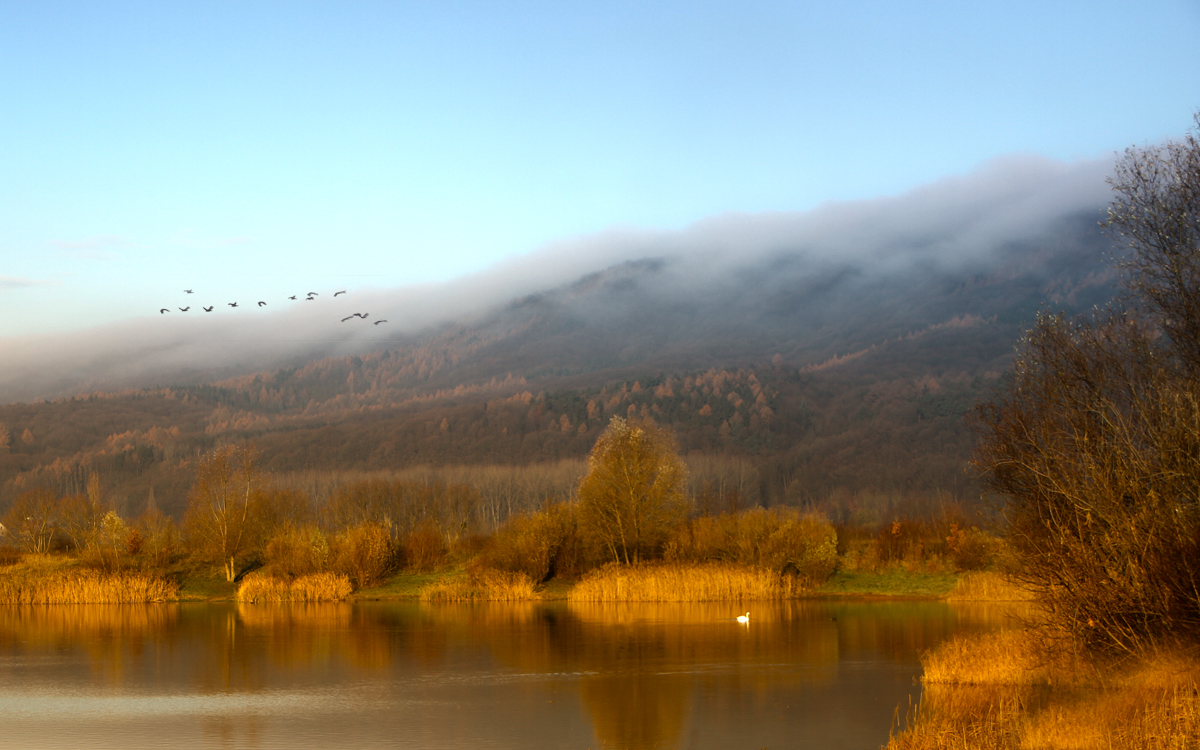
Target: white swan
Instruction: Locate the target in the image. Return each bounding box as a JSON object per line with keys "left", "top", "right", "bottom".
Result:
{"left": 736, "top": 612, "right": 750, "bottom": 624}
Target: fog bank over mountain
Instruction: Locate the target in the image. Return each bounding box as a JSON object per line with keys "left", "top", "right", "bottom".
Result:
{"left": 0, "top": 154, "right": 1116, "bottom": 404}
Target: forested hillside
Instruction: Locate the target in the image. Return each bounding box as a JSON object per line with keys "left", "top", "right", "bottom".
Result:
{"left": 0, "top": 211, "right": 1119, "bottom": 525}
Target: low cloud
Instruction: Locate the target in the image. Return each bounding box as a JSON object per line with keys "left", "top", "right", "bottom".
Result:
{"left": 0, "top": 275, "right": 56, "bottom": 290}
{"left": 0, "top": 153, "right": 1116, "bottom": 403}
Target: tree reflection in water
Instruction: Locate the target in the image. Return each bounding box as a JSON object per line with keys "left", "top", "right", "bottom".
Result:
{"left": 0, "top": 599, "right": 1016, "bottom": 749}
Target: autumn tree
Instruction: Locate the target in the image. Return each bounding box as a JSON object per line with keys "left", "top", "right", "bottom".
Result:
{"left": 183, "top": 443, "right": 268, "bottom": 582}
{"left": 973, "top": 114, "right": 1200, "bottom": 653}
{"left": 58, "top": 474, "right": 106, "bottom": 553}
{"left": 577, "top": 417, "right": 688, "bottom": 564}
{"left": 2, "top": 488, "right": 59, "bottom": 553}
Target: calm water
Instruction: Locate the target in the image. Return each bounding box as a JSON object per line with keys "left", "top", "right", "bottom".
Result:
{"left": 0, "top": 600, "right": 1016, "bottom": 750}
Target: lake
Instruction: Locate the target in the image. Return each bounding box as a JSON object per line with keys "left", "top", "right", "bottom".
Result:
{"left": 0, "top": 600, "right": 1017, "bottom": 749}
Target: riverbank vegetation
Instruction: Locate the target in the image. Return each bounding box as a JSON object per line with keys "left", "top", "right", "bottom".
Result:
{"left": 1, "top": 409, "right": 1009, "bottom": 604}
{"left": 888, "top": 630, "right": 1200, "bottom": 750}
{"left": 886, "top": 113, "right": 1200, "bottom": 749}
{"left": 0, "top": 454, "right": 1003, "bottom": 604}
{"left": 0, "top": 554, "right": 178, "bottom": 604}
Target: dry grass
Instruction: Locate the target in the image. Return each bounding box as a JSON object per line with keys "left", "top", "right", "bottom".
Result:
{"left": 236, "top": 572, "right": 353, "bottom": 603}
{"left": 921, "top": 629, "right": 1086, "bottom": 687}
{"left": 886, "top": 631, "right": 1200, "bottom": 749}
{"left": 419, "top": 569, "right": 539, "bottom": 602}
{"left": 945, "top": 572, "right": 1036, "bottom": 603}
{"left": 567, "top": 562, "right": 793, "bottom": 602}
{"left": 0, "top": 556, "right": 178, "bottom": 603}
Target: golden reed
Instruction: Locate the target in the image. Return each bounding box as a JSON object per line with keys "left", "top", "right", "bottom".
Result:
{"left": 568, "top": 562, "right": 793, "bottom": 602}
{"left": 945, "top": 572, "right": 1035, "bottom": 602}
{"left": 0, "top": 568, "right": 179, "bottom": 604}
{"left": 420, "top": 569, "right": 539, "bottom": 602}
{"left": 887, "top": 630, "right": 1200, "bottom": 749}
{"left": 236, "top": 572, "right": 353, "bottom": 603}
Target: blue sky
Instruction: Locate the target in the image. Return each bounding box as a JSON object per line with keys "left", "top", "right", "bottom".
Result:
{"left": 2, "top": 1, "right": 1198, "bottom": 340}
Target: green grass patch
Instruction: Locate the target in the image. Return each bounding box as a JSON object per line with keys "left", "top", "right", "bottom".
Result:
{"left": 176, "top": 569, "right": 238, "bottom": 601}
{"left": 353, "top": 571, "right": 449, "bottom": 600}
{"left": 536, "top": 579, "right": 575, "bottom": 600}
{"left": 813, "top": 569, "right": 958, "bottom": 598}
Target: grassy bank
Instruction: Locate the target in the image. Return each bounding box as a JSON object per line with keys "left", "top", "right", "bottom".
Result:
{"left": 813, "top": 570, "right": 959, "bottom": 598}
{"left": 420, "top": 569, "right": 539, "bottom": 602}
{"left": 887, "top": 629, "right": 1200, "bottom": 749}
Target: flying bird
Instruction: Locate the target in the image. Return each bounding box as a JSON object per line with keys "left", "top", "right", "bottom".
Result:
{"left": 354, "top": 312, "right": 369, "bottom": 319}
{"left": 288, "top": 295, "right": 297, "bottom": 300}
{"left": 258, "top": 301, "right": 266, "bottom": 307}
{"left": 334, "top": 290, "right": 346, "bottom": 296}
{"left": 341, "top": 315, "right": 354, "bottom": 322}
{"left": 307, "top": 292, "right": 318, "bottom": 297}
{"left": 228, "top": 302, "right": 238, "bottom": 308}
{"left": 304, "top": 296, "right": 314, "bottom": 301}
{"left": 184, "top": 289, "right": 193, "bottom": 294}
{"left": 159, "top": 308, "right": 169, "bottom": 314}
{"left": 179, "top": 307, "right": 190, "bottom": 312}
{"left": 373, "top": 319, "right": 387, "bottom": 325}
{"left": 203, "top": 306, "right": 213, "bottom": 312}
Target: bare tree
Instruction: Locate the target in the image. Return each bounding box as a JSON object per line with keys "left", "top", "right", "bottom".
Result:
{"left": 1107, "top": 112, "right": 1200, "bottom": 372}
{"left": 974, "top": 113, "right": 1200, "bottom": 653}
{"left": 577, "top": 417, "right": 688, "bottom": 564}
{"left": 2, "top": 488, "right": 59, "bottom": 553}
{"left": 183, "top": 443, "right": 266, "bottom": 582}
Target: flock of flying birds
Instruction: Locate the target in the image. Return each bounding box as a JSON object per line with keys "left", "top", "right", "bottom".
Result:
{"left": 158, "top": 289, "right": 388, "bottom": 325}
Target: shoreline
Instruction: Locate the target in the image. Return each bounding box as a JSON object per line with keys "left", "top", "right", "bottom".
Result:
{"left": 2, "top": 555, "right": 1032, "bottom": 605}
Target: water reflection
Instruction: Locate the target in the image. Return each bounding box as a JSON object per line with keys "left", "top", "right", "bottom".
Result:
{"left": 0, "top": 600, "right": 1018, "bottom": 749}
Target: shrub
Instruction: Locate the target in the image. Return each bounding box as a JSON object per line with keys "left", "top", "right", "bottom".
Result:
{"left": 263, "top": 524, "right": 330, "bottom": 581}
{"left": 331, "top": 522, "right": 396, "bottom": 587}
{"left": 0, "top": 545, "right": 22, "bottom": 566}
{"left": 400, "top": 520, "right": 446, "bottom": 572}
{"left": 666, "top": 508, "right": 837, "bottom": 586}
{"left": 478, "top": 503, "right": 587, "bottom": 582}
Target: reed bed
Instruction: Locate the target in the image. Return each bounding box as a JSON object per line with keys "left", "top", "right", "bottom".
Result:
{"left": 920, "top": 629, "right": 1083, "bottom": 686}
{"left": 886, "top": 631, "right": 1200, "bottom": 749}
{"left": 568, "top": 562, "right": 792, "bottom": 602}
{"left": 0, "top": 562, "right": 178, "bottom": 604}
{"left": 945, "top": 572, "right": 1035, "bottom": 602}
{"left": 419, "top": 569, "right": 539, "bottom": 602}
{"left": 236, "top": 572, "right": 353, "bottom": 603}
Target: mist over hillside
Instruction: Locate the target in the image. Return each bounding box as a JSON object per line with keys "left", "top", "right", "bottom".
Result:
{"left": 0, "top": 154, "right": 1113, "bottom": 404}
{"left": 0, "top": 154, "right": 1126, "bottom": 523}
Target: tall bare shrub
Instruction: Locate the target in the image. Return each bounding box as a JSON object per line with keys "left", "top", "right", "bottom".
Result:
{"left": 973, "top": 114, "right": 1200, "bottom": 653}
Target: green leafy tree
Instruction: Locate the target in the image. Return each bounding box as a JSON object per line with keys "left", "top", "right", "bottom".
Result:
{"left": 578, "top": 417, "right": 687, "bottom": 564}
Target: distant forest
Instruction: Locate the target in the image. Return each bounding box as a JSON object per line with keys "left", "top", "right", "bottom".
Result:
{"left": 0, "top": 335, "right": 997, "bottom": 528}
{"left": 0, "top": 212, "right": 1120, "bottom": 529}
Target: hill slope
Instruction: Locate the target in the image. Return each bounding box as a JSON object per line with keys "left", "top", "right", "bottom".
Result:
{"left": 0, "top": 207, "right": 1119, "bottom": 523}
